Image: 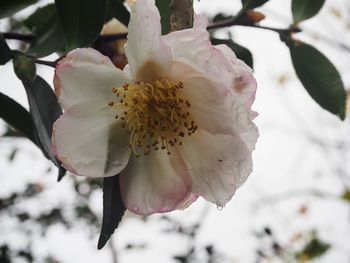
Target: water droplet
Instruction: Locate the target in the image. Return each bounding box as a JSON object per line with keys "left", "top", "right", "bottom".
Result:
{"left": 216, "top": 205, "right": 223, "bottom": 211}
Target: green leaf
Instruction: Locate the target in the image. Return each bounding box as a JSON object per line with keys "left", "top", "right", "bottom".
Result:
{"left": 12, "top": 52, "right": 36, "bottom": 81}
{"left": 241, "top": 0, "right": 269, "bottom": 10}
{"left": 55, "top": 0, "right": 108, "bottom": 51}
{"left": 292, "top": 0, "right": 325, "bottom": 24}
{"left": 23, "top": 4, "right": 65, "bottom": 57}
{"left": 211, "top": 37, "right": 254, "bottom": 69}
{"left": 0, "top": 0, "right": 38, "bottom": 18}
{"left": 98, "top": 175, "right": 125, "bottom": 250}
{"left": 57, "top": 168, "right": 66, "bottom": 182}
{"left": 106, "top": 0, "right": 130, "bottom": 26}
{"left": 155, "top": 0, "right": 171, "bottom": 34}
{"left": 341, "top": 189, "right": 350, "bottom": 202}
{"left": 22, "top": 75, "right": 62, "bottom": 166}
{"left": 0, "top": 33, "right": 12, "bottom": 65}
{"left": 0, "top": 92, "right": 36, "bottom": 143}
{"left": 289, "top": 42, "right": 346, "bottom": 120}
{"left": 296, "top": 235, "right": 330, "bottom": 260}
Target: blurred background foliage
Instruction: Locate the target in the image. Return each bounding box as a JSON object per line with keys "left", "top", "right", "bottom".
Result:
{"left": 1, "top": 0, "right": 350, "bottom": 262}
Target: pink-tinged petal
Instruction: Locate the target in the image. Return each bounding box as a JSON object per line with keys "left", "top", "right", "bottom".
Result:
{"left": 169, "top": 61, "right": 256, "bottom": 138}
{"left": 240, "top": 124, "right": 259, "bottom": 152}
{"left": 125, "top": 0, "right": 172, "bottom": 82}
{"left": 162, "top": 15, "right": 211, "bottom": 68}
{"left": 52, "top": 101, "right": 131, "bottom": 177}
{"left": 215, "top": 44, "right": 249, "bottom": 71}
{"left": 164, "top": 16, "right": 256, "bottom": 109}
{"left": 163, "top": 14, "right": 248, "bottom": 90}
{"left": 169, "top": 61, "right": 230, "bottom": 103}
{"left": 200, "top": 46, "right": 244, "bottom": 93}
{"left": 214, "top": 44, "right": 257, "bottom": 108}
{"left": 170, "top": 59, "right": 258, "bottom": 167}
{"left": 177, "top": 129, "right": 253, "bottom": 206}
{"left": 168, "top": 61, "right": 234, "bottom": 135}
{"left": 230, "top": 100, "right": 259, "bottom": 152}
{"left": 174, "top": 193, "right": 199, "bottom": 209}
{"left": 119, "top": 150, "right": 192, "bottom": 215}
{"left": 55, "top": 48, "right": 131, "bottom": 110}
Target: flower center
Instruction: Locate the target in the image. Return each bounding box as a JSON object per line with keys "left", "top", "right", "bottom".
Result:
{"left": 108, "top": 78, "right": 198, "bottom": 156}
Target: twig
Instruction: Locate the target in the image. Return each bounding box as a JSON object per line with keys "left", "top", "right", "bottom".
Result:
{"left": 1, "top": 11, "right": 299, "bottom": 69}
{"left": 2, "top": 31, "right": 128, "bottom": 43}
{"left": 98, "top": 32, "right": 128, "bottom": 42}
{"left": 54, "top": 54, "right": 66, "bottom": 65}
{"left": 2, "top": 32, "right": 35, "bottom": 42}
{"left": 109, "top": 238, "right": 118, "bottom": 263}
{"left": 207, "top": 14, "right": 242, "bottom": 31}
{"left": 34, "top": 59, "right": 56, "bottom": 68}
{"left": 208, "top": 15, "right": 300, "bottom": 35}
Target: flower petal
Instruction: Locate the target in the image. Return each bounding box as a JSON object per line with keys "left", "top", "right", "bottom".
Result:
{"left": 162, "top": 15, "right": 211, "bottom": 68}
{"left": 55, "top": 48, "right": 131, "bottom": 109}
{"left": 163, "top": 15, "right": 257, "bottom": 109}
{"left": 214, "top": 44, "right": 257, "bottom": 108}
{"left": 168, "top": 61, "right": 232, "bottom": 134}
{"left": 125, "top": 0, "right": 172, "bottom": 82}
{"left": 119, "top": 150, "right": 192, "bottom": 215}
{"left": 176, "top": 129, "right": 253, "bottom": 207}
{"left": 169, "top": 61, "right": 255, "bottom": 138}
{"left": 52, "top": 101, "right": 131, "bottom": 177}
{"left": 241, "top": 124, "right": 259, "bottom": 152}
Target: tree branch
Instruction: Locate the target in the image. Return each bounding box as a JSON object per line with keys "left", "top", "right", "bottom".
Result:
{"left": 1, "top": 10, "right": 300, "bottom": 69}
{"left": 34, "top": 59, "right": 56, "bottom": 68}
{"left": 109, "top": 238, "right": 119, "bottom": 263}
{"left": 169, "top": 0, "right": 194, "bottom": 31}
{"left": 208, "top": 15, "right": 300, "bottom": 35}
{"left": 98, "top": 32, "right": 128, "bottom": 42}
{"left": 2, "top": 32, "right": 34, "bottom": 42}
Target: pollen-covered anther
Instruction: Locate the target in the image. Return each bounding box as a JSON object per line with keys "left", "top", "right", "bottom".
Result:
{"left": 109, "top": 78, "right": 197, "bottom": 156}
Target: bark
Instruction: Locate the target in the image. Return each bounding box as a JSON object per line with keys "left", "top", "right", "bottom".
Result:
{"left": 169, "top": 0, "right": 194, "bottom": 31}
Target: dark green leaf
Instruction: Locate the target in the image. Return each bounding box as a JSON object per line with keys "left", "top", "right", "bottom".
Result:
{"left": 0, "top": 0, "right": 38, "bottom": 18}
{"left": 106, "top": 0, "right": 130, "bottom": 26}
{"left": 22, "top": 75, "right": 62, "bottom": 166}
{"left": 341, "top": 189, "right": 350, "bottom": 202}
{"left": 241, "top": 0, "right": 269, "bottom": 10}
{"left": 292, "top": 0, "right": 325, "bottom": 24}
{"left": 211, "top": 37, "right": 253, "bottom": 69}
{"left": 290, "top": 42, "right": 346, "bottom": 120}
{"left": 296, "top": 236, "right": 330, "bottom": 260}
{"left": 98, "top": 175, "right": 125, "bottom": 250}
{"left": 23, "top": 4, "right": 65, "bottom": 57}
{"left": 57, "top": 167, "right": 66, "bottom": 181}
{"left": 0, "top": 33, "right": 12, "bottom": 65}
{"left": 55, "top": 0, "right": 108, "bottom": 51}
{"left": 155, "top": 0, "right": 171, "bottom": 34}
{"left": 0, "top": 92, "right": 36, "bottom": 143}
{"left": 13, "top": 52, "right": 36, "bottom": 81}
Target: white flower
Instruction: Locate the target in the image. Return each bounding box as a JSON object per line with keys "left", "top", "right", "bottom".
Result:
{"left": 52, "top": 0, "right": 258, "bottom": 215}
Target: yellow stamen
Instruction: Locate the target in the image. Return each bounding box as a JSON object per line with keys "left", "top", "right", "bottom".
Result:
{"left": 109, "top": 78, "right": 197, "bottom": 156}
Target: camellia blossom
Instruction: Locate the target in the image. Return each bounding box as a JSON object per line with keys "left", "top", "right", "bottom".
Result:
{"left": 52, "top": 0, "right": 258, "bottom": 215}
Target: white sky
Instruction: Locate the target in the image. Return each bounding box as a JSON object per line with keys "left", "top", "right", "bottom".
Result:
{"left": 1, "top": 0, "right": 350, "bottom": 262}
